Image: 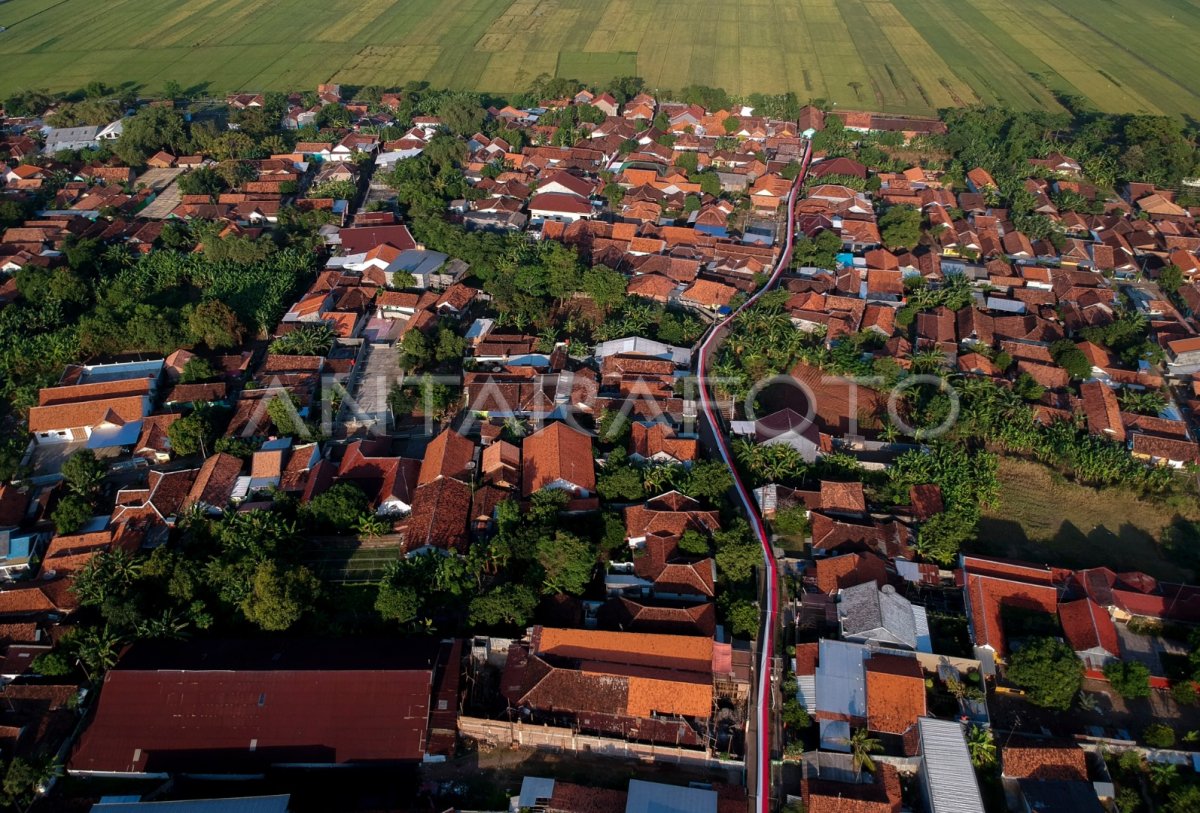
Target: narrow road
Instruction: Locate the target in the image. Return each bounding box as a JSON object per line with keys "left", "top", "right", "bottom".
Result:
{"left": 695, "top": 141, "right": 812, "bottom": 813}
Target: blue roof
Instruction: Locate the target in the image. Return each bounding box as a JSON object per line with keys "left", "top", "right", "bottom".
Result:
{"left": 92, "top": 795, "right": 290, "bottom": 813}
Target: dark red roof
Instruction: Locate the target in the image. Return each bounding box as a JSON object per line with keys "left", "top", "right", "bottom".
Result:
{"left": 70, "top": 638, "right": 455, "bottom": 774}
{"left": 338, "top": 224, "right": 416, "bottom": 254}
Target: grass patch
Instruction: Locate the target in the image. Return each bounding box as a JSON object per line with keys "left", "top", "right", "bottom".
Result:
{"left": 971, "top": 458, "right": 1200, "bottom": 582}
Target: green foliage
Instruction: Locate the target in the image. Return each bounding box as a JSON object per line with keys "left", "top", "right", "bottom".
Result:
{"left": 61, "top": 450, "right": 105, "bottom": 497}
{"left": 535, "top": 531, "right": 595, "bottom": 596}
{"left": 168, "top": 411, "right": 215, "bottom": 457}
{"left": 113, "top": 105, "right": 190, "bottom": 165}
{"left": 772, "top": 506, "right": 809, "bottom": 537}
{"left": 180, "top": 357, "right": 219, "bottom": 384}
{"left": 782, "top": 695, "right": 811, "bottom": 729}
{"left": 878, "top": 204, "right": 923, "bottom": 250}
{"left": 266, "top": 394, "right": 303, "bottom": 437}
{"left": 1006, "top": 637, "right": 1083, "bottom": 710}
{"left": 1143, "top": 722, "right": 1176, "bottom": 749}
{"left": 1104, "top": 660, "right": 1151, "bottom": 698}
{"left": 188, "top": 299, "right": 245, "bottom": 350}
{"left": 300, "top": 483, "right": 369, "bottom": 531}
{"left": 680, "top": 461, "right": 733, "bottom": 504}
{"left": 31, "top": 650, "right": 74, "bottom": 677}
{"left": 678, "top": 529, "right": 712, "bottom": 557}
{"left": 469, "top": 585, "right": 539, "bottom": 627}
{"left": 1050, "top": 340, "right": 1093, "bottom": 380}
{"left": 52, "top": 493, "right": 93, "bottom": 534}
{"left": 270, "top": 322, "right": 335, "bottom": 356}
{"left": 714, "top": 519, "right": 761, "bottom": 584}
{"left": 376, "top": 582, "right": 421, "bottom": 623}
{"left": 886, "top": 443, "right": 998, "bottom": 565}
{"left": 242, "top": 560, "right": 320, "bottom": 631}
{"left": 598, "top": 448, "right": 645, "bottom": 502}
{"left": 399, "top": 328, "right": 432, "bottom": 370}
{"left": 723, "top": 597, "right": 759, "bottom": 638}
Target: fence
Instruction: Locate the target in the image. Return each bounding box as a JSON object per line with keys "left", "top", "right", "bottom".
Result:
{"left": 457, "top": 716, "right": 744, "bottom": 771}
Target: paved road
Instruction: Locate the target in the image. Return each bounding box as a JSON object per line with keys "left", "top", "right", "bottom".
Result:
{"left": 694, "top": 140, "right": 812, "bottom": 813}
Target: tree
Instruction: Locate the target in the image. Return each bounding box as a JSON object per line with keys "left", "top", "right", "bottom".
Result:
{"left": 1104, "top": 660, "right": 1151, "bottom": 698}
{"left": 722, "top": 116, "right": 741, "bottom": 134}
{"left": 437, "top": 94, "right": 485, "bottom": 135}
{"left": 782, "top": 696, "right": 811, "bottom": 729}
{"left": 725, "top": 598, "right": 759, "bottom": 638}
{"left": 772, "top": 506, "right": 809, "bottom": 538}
{"left": 1159, "top": 264, "right": 1185, "bottom": 295}
{"left": 113, "top": 105, "right": 190, "bottom": 165}
{"left": 1143, "top": 723, "right": 1176, "bottom": 749}
{"left": 163, "top": 79, "right": 183, "bottom": 101}
{"left": 52, "top": 493, "right": 93, "bottom": 534}
{"left": 583, "top": 266, "right": 627, "bottom": 312}
{"left": 1006, "top": 637, "right": 1083, "bottom": 710}
{"left": 176, "top": 167, "right": 225, "bottom": 198}
{"left": 469, "top": 585, "right": 538, "bottom": 627}
{"left": 376, "top": 582, "right": 421, "bottom": 623}
{"left": 699, "top": 171, "right": 722, "bottom": 198}
{"left": 434, "top": 325, "right": 466, "bottom": 364}
{"left": 715, "top": 540, "right": 762, "bottom": 584}
{"left": 1050, "top": 340, "right": 1093, "bottom": 380}
{"left": 678, "top": 529, "right": 711, "bottom": 556}
{"left": 399, "top": 328, "right": 432, "bottom": 370}
{"left": 242, "top": 561, "right": 319, "bottom": 631}
{"left": 266, "top": 393, "right": 303, "bottom": 437}
{"left": 1168, "top": 785, "right": 1200, "bottom": 813}
{"left": 180, "top": 357, "right": 218, "bottom": 383}
{"left": 301, "top": 482, "right": 369, "bottom": 531}
{"left": 188, "top": 300, "right": 245, "bottom": 350}
{"left": 61, "top": 449, "right": 105, "bottom": 496}
{"left": 966, "top": 725, "right": 996, "bottom": 768}
{"left": 682, "top": 460, "right": 733, "bottom": 503}
{"left": 167, "top": 411, "right": 214, "bottom": 457}
{"left": 878, "top": 205, "right": 923, "bottom": 250}
{"left": 31, "top": 650, "right": 74, "bottom": 677}
{"left": 269, "top": 322, "right": 335, "bottom": 356}
{"left": 536, "top": 531, "right": 595, "bottom": 596}
{"left": 850, "top": 728, "right": 883, "bottom": 773}
{"left": 602, "top": 181, "right": 625, "bottom": 210}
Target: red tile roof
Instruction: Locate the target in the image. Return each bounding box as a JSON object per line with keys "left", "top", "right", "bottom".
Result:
{"left": 417, "top": 429, "right": 475, "bottom": 486}
{"left": 522, "top": 422, "right": 595, "bottom": 497}
{"left": 865, "top": 654, "right": 925, "bottom": 735}
{"left": 1059, "top": 598, "right": 1119, "bottom": 657}
{"left": 70, "top": 638, "right": 457, "bottom": 773}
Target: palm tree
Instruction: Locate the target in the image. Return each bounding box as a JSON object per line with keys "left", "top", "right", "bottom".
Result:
{"left": 966, "top": 725, "right": 996, "bottom": 769}
{"left": 1149, "top": 761, "right": 1178, "bottom": 790}
{"left": 849, "top": 728, "right": 882, "bottom": 773}
{"left": 356, "top": 513, "right": 389, "bottom": 539}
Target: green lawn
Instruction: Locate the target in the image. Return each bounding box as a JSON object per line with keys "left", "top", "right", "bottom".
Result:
{"left": 972, "top": 458, "right": 1200, "bottom": 583}
{"left": 1, "top": 0, "right": 1198, "bottom": 115}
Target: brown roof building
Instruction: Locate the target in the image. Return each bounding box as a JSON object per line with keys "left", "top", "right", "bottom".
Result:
{"left": 70, "top": 638, "right": 460, "bottom": 775}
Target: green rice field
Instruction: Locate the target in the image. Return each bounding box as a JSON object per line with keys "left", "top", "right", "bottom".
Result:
{"left": 0, "top": 0, "right": 1198, "bottom": 115}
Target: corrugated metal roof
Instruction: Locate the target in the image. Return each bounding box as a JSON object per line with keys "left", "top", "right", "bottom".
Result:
{"left": 815, "top": 639, "right": 868, "bottom": 718}
{"left": 918, "top": 717, "right": 985, "bottom": 812}
{"left": 92, "top": 795, "right": 291, "bottom": 813}
{"left": 625, "top": 779, "right": 718, "bottom": 813}
{"left": 796, "top": 675, "right": 816, "bottom": 713}
{"left": 914, "top": 605, "right": 933, "bottom": 653}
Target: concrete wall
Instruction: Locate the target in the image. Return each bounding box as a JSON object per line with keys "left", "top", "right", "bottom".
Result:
{"left": 457, "top": 715, "right": 744, "bottom": 771}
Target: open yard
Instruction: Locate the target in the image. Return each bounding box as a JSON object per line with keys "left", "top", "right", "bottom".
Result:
{"left": 1, "top": 0, "right": 1198, "bottom": 115}
{"left": 973, "top": 458, "right": 1200, "bottom": 583}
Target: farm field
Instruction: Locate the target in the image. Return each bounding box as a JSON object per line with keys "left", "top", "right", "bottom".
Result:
{"left": 1, "top": 0, "right": 1199, "bottom": 115}
{"left": 972, "top": 459, "right": 1200, "bottom": 583}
